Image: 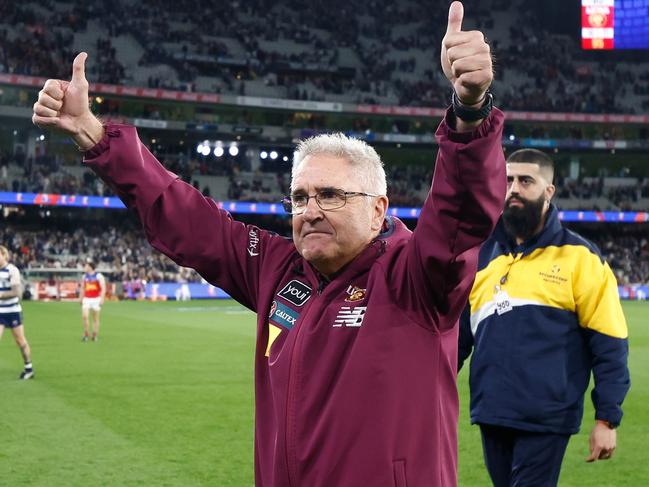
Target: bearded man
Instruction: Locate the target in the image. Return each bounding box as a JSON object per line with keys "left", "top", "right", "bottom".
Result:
{"left": 458, "top": 148, "right": 630, "bottom": 487}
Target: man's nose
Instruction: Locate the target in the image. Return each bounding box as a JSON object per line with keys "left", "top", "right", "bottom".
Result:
{"left": 509, "top": 178, "right": 520, "bottom": 193}
{"left": 301, "top": 195, "right": 324, "bottom": 220}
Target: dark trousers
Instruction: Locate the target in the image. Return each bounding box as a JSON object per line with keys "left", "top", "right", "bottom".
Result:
{"left": 479, "top": 423, "right": 571, "bottom": 487}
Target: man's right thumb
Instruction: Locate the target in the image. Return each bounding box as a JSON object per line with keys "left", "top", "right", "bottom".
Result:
{"left": 71, "top": 52, "right": 88, "bottom": 83}
{"left": 446, "top": 1, "right": 464, "bottom": 34}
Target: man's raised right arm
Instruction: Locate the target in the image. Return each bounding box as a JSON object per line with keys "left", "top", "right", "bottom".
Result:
{"left": 32, "top": 53, "right": 292, "bottom": 311}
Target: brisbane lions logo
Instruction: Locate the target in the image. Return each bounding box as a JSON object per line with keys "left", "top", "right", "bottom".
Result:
{"left": 588, "top": 13, "right": 607, "bottom": 27}
{"left": 345, "top": 285, "right": 367, "bottom": 303}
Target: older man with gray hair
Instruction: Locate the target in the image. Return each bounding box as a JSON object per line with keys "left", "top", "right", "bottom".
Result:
{"left": 32, "top": 3, "right": 505, "bottom": 485}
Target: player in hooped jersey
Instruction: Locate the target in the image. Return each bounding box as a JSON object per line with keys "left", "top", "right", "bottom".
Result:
{"left": 0, "top": 245, "right": 34, "bottom": 379}
{"left": 80, "top": 259, "right": 106, "bottom": 342}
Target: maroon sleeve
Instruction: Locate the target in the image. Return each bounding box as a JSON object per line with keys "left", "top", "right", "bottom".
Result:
{"left": 83, "top": 124, "right": 293, "bottom": 311}
{"left": 389, "top": 108, "right": 506, "bottom": 331}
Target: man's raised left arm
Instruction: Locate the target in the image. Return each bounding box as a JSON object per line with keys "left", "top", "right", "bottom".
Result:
{"left": 390, "top": 1, "right": 506, "bottom": 329}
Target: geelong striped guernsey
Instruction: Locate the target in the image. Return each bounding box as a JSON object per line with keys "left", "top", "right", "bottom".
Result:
{"left": 0, "top": 264, "right": 22, "bottom": 313}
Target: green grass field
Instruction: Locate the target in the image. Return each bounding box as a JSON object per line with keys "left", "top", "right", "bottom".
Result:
{"left": 0, "top": 300, "right": 646, "bottom": 486}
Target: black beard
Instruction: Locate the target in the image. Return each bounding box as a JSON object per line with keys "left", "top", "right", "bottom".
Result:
{"left": 502, "top": 194, "right": 546, "bottom": 241}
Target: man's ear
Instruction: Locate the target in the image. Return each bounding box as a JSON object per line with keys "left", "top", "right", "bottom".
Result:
{"left": 371, "top": 195, "right": 389, "bottom": 232}
{"left": 545, "top": 183, "right": 556, "bottom": 202}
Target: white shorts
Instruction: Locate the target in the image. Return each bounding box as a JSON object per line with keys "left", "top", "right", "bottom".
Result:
{"left": 82, "top": 297, "right": 102, "bottom": 311}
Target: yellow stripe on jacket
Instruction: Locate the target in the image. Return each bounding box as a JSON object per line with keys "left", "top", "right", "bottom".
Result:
{"left": 470, "top": 244, "right": 627, "bottom": 339}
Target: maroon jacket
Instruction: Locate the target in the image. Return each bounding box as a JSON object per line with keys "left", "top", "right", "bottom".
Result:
{"left": 85, "top": 108, "right": 505, "bottom": 487}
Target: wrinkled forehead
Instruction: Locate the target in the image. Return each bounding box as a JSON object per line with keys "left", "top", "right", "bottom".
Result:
{"left": 292, "top": 154, "right": 357, "bottom": 191}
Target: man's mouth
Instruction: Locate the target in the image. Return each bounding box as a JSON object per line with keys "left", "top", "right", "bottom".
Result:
{"left": 302, "top": 229, "right": 331, "bottom": 237}
{"left": 507, "top": 197, "right": 525, "bottom": 207}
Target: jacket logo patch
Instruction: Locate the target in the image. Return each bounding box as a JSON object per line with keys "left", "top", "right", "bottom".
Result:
{"left": 333, "top": 306, "right": 367, "bottom": 327}
{"left": 539, "top": 265, "right": 567, "bottom": 284}
{"left": 248, "top": 228, "right": 260, "bottom": 257}
{"left": 344, "top": 285, "right": 366, "bottom": 303}
{"left": 269, "top": 300, "right": 299, "bottom": 330}
{"left": 278, "top": 280, "right": 312, "bottom": 306}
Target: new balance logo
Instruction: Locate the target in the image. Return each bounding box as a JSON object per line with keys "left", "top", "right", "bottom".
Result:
{"left": 333, "top": 306, "right": 367, "bottom": 327}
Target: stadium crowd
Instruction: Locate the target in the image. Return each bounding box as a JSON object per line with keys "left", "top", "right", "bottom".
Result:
{"left": 593, "top": 233, "right": 649, "bottom": 287}
{"left": 2, "top": 148, "right": 647, "bottom": 211}
{"left": 1, "top": 0, "right": 648, "bottom": 113}
{"left": 0, "top": 151, "right": 105, "bottom": 195}
{"left": 0, "top": 224, "right": 204, "bottom": 284}
{"left": 556, "top": 178, "right": 649, "bottom": 210}
{"left": 0, "top": 219, "right": 647, "bottom": 288}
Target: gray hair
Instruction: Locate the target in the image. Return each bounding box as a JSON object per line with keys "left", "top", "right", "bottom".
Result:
{"left": 291, "top": 133, "right": 387, "bottom": 195}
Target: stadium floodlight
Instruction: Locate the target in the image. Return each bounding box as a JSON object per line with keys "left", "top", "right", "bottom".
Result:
{"left": 260, "top": 151, "right": 268, "bottom": 159}
{"left": 270, "top": 151, "right": 278, "bottom": 160}
{"left": 229, "top": 144, "right": 239, "bottom": 157}
{"left": 214, "top": 146, "right": 224, "bottom": 157}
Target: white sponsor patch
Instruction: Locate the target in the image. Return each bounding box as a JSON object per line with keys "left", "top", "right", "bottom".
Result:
{"left": 278, "top": 280, "right": 312, "bottom": 307}
{"left": 248, "top": 228, "right": 260, "bottom": 256}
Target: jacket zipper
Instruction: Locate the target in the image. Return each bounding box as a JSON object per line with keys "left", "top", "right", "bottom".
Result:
{"left": 285, "top": 278, "right": 326, "bottom": 486}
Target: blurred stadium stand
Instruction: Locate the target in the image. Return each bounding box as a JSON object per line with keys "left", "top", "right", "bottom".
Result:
{"left": 0, "top": 0, "right": 647, "bottom": 294}
{"left": 2, "top": 0, "right": 648, "bottom": 111}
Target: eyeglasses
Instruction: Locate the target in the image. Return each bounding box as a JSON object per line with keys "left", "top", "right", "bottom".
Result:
{"left": 281, "top": 188, "right": 379, "bottom": 215}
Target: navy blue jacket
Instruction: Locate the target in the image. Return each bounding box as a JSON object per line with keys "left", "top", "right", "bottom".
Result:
{"left": 459, "top": 205, "right": 630, "bottom": 434}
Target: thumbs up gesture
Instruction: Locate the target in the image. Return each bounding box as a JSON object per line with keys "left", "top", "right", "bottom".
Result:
{"left": 32, "top": 52, "right": 103, "bottom": 150}
{"left": 441, "top": 2, "right": 493, "bottom": 106}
